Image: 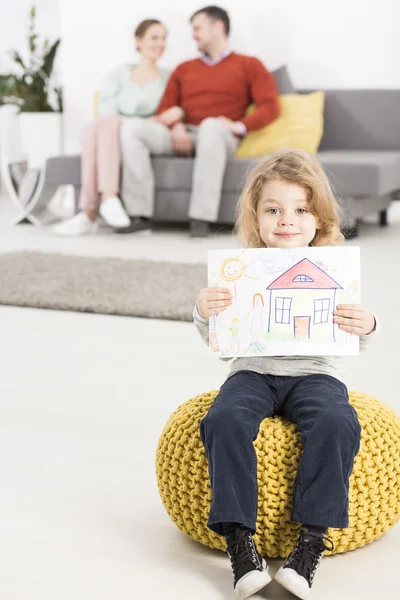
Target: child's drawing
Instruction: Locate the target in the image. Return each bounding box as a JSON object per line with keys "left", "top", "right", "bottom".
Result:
{"left": 229, "top": 318, "right": 241, "bottom": 352}
{"left": 245, "top": 293, "right": 266, "bottom": 349}
{"left": 258, "top": 248, "right": 297, "bottom": 274}
{"left": 209, "top": 314, "right": 220, "bottom": 353}
{"left": 266, "top": 258, "right": 342, "bottom": 342}
{"left": 210, "top": 249, "right": 260, "bottom": 298}
{"left": 207, "top": 247, "right": 360, "bottom": 357}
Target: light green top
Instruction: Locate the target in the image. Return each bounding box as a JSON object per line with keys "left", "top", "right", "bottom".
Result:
{"left": 98, "top": 65, "right": 170, "bottom": 118}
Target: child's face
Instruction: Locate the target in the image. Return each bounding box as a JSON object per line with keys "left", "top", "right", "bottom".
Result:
{"left": 257, "top": 180, "right": 320, "bottom": 248}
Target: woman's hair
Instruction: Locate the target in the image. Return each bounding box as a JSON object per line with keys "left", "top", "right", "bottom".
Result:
{"left": 134, "top": 19, "right": 164, "bottom": 44}
{"left": 253, "top": 293, "right": 264, "bottom": 307}
{"left": 235, "top": 148, "right": 344, "bottom": 248}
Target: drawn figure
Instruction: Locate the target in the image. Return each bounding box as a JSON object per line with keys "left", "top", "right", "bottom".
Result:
{"left": 345, "top": 280, "right": 360, "bottom": 301}
{"left": 229, "top": 318, "right": 240, "bottom": 352}
{"left": 245, "top": 293, "right": 265, "bottom": 346}
{"left": 209, "top": 314, "right": 220, "bottom": 353}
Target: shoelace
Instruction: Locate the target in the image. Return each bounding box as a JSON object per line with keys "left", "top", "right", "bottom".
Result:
{"left": 226, "top": 530, "right": 259, "bottom": 578}
{"left": 289, "top": 533, "right": 334, "bottom": 581}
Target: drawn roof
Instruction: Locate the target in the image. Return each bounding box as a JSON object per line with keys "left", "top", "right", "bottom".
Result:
{"left": 266, "top": 259, "right": 343, "bottom": 290}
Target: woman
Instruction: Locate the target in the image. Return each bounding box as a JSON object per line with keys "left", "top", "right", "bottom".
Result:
{"left": 54, "top": 19, "right": 179, "bottom": 235}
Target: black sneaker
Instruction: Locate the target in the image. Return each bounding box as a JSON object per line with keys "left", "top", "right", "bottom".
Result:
{"left": 114, "top": 217, "right": 152, "bottom": 234}
{"left": 275, "top": 531, "right": 334, "bottom": 599}
{"left": 225, "top": 526, "right": 271, "bottom": 600}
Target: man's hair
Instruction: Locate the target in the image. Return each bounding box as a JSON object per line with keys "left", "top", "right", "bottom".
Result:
{"left": 190, "top": 5, "right": 230, "bottom": 36}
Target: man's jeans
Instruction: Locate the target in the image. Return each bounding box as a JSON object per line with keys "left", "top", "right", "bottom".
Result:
{"left": 120, "top": 117, "right": 239, "bottom": 222}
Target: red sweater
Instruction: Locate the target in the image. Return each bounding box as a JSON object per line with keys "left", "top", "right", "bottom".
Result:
{"left": 157, "top": 52, "right": 279, "bottom": 132}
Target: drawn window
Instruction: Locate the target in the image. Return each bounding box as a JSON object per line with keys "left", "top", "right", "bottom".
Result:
{"left": 314, "top": 298, "right": 330, "bottom": 324}
{"left": 275, "top": 297, "right": 292, "bottom": 324}
{"left": 292, "top": 275, "right": 314, "bottom": 282}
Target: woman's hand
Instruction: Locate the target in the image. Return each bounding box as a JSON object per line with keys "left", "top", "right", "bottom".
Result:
{"left": 218, "top": 116, "right": 245, "bottom": 137}
{"left": 196, "top": 287, "right": 233, "bottom": 319}
{"left": 154, "top": 106, "right": 184, "bottom": 126}
{"left": 333, "top": 304, "right": 376, "bottom": 335}
{"left": 171, "top": 122, "right": 193, "bottom": 155}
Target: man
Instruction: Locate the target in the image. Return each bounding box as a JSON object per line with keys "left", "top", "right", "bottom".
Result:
{"left": 118, "top": 5, "right": 279, "bottom": 237}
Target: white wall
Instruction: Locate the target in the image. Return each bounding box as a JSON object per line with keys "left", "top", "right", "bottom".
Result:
{"left": 57, "top": 0, "right": 398, "bottom": 152}
{"left": 0, "top": 0, "right": 60, "bottom": 75}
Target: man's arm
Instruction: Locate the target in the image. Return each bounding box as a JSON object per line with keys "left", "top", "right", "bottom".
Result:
{"left": 240, "top": 58, "right": 280, "bottom": 133}
{"left": 156, "top": 68, "right": 181, "bottom": 116}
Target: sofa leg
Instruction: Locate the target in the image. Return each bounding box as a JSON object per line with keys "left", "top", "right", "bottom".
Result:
{"left": 342, "top": 221, "right": 360, "bottom": 240}
{"left": 379, "top": 209, "right": 388, "bottom": 227}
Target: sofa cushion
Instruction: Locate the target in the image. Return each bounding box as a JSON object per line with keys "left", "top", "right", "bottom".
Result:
{"left": 45, "top": 150, "right": 400, "bottom": 201}
{"left": 45, "top": 154, "right": 81, "bottom": 185}
{"left": 319, "top": 90, "right": 400, "bottom": 151}
{"left": 235, "top": 91, "right": 324, "bottom": 158}
{"left": 152, "top": 151, "right": 400, "bottom": 198}
{"left": 152, "top": 155, "right": 256, "bottom": 193}
{"left": 271, "top": 65, "right": 296, "bottom": 94}
{"left": 316, "top": 151, "right": 400, "bottom": 196}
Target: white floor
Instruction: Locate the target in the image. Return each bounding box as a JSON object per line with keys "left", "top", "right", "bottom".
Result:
{"left": 0, "top": 194, "right": 399, "bottom": 600}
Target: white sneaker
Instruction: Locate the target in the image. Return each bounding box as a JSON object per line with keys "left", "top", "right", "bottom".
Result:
{"left": 48, "top": 185, "right": 76, "bottom": 220}
{"left": 99, "top": 195, "right": 130, "bottom": 228}
{"left": 53, "top": 212, "right": 98, "bottom": 236}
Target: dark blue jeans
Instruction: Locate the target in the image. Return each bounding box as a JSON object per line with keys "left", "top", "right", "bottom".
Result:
{"left": 200, "top": 371, "right": 361, "bottom": 536}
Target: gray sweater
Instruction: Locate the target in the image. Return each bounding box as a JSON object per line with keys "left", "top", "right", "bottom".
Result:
{"left": 193, "top": 305, "right": 376, "bottom": 382}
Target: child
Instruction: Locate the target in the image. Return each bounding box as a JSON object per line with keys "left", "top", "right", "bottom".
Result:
{"left": 194, "top": 149, "right": 377, "bottom": 600}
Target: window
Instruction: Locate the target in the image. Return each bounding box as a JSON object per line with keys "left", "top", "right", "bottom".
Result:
{"left": 314, "top": 298, "right": 330, "bottom": 324}
{"left": 275, "top": 297, "right": 292, "bottom": 324}
{"left": 292, "top": 275, "right": 314, "bottom": 282}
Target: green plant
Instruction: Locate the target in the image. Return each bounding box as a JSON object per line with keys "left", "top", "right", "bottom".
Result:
{"left": 1, "top": 5, "right": 62, "bottom": 112}
{"left": 0, "top": 74, "right": 18, "bottom": 106}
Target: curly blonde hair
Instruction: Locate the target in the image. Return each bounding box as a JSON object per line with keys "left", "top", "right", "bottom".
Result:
{"left": 235, "top": 148, "right": 344, "bottom": 248}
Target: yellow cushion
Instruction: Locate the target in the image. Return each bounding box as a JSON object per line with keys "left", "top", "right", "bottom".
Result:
{"left": 235, "top": 91, "right": 325, "bottom": 158}
{"left": 156, "top": 390, "right": 400, "bottom": 558}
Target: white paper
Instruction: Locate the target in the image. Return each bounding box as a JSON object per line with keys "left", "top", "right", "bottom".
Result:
{"left": 207, "top": 247, "right": 360, "bottom": 357}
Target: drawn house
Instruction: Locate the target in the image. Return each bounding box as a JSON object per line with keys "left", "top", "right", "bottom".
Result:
{"left": 266, "top": 259, "right": 343, "bottom": 341}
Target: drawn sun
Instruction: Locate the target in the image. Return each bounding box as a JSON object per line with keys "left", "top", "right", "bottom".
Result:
{"left": 213, "top": 250, "right": 259, "bottom": 298}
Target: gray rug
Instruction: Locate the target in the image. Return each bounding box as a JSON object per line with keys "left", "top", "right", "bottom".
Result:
{"left": 0, "top": 251, "right": 207, "bottom": 321}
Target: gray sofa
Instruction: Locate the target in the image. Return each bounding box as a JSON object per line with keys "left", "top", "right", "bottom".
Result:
{"left": 39, "top": 88, "right": 400, "bottom": 237}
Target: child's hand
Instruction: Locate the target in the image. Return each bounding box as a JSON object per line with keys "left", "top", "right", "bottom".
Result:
{"left": 333, "top": 304, "right": 376, "bottom": 336}
{"left": 196, "top": 287, "right": 233, "bottom": 319}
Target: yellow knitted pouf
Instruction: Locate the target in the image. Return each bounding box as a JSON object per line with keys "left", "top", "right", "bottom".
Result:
{"left": 156, "top": 390, "right": 400, "bottom": 558}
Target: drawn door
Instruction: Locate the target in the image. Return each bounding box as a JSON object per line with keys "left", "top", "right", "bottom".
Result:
{"left": 294, "top": 316, "right": 311, "bottom": 339}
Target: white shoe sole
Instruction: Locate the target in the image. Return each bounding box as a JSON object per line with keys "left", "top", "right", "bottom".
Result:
{"left": 99, "top": 209, "right": 130, "bottom": 228}
{"left": 99, "top": 196, "right": 130, "bottom": 228}
{"left": 275, "top": 566, "right": 311, "bottom": 600}
{"left": 115, "top": 228, "right": 152, "bottom": 236}
{"left": 235, "top": 560, "right": 271, "bottom": 600}
{"left": 52, "top": 222, "right": 98, "bottom": 236}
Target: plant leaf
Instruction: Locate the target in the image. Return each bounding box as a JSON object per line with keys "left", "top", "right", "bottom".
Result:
{"left": 41, "top": 39, "right": 61, "bottom": 78}
{"left": 12, "top": 51, "right": 26, "bottom": 70}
